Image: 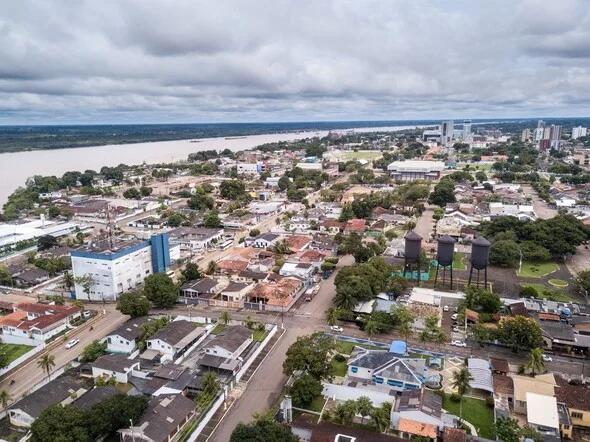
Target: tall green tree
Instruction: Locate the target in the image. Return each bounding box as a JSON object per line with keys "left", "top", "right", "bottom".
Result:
{"left": 289, "top": 374, "right": 322, "bottom": 407}
{"left": 31, "top": 404, "right": 91, "bottom": 442}
{"left": 392, "top": 305, "right": 415, "bottom": 345}
{"left": 230, "top": 413, "right": 298, "bottom": 442}
{"left": 143, "top": 273, "right": 178, "bottom": 308}
{"left": 181, "top": 262, "right": 201, "bottom": 282}
{"left": 498, "top": 316, "right": 543, "bottom": 351}
{"left": 0, "top": 390, "right": 12, "bottom": 413}
{"left": 80, "top": 340, "right": 108, "bottom": 363}
{"left": 87, "top": 394, "right": 148, "bottom": 438}
{"left": 116, "top": 291, "right": 150, "bottom": 317}
{"left": 450, "top": 367, "right": 473, "bottom": 424}
{"left": 283, "top": 333, "right": 334, "bottom": 380}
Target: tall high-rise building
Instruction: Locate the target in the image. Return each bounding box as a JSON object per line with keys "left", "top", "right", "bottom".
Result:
{"left": 440, "top": 120, "right": 454, "bottom": 147}
{"left": 521, "top": 129, "right": 531, "bottom": 142}
{"left": 572, "top": 126, "right": 587, "bottom": 139}
{"left": 462, "top": 119, "right": 472, "bottom": 140}
{"left": 534, "top": 127, "right": 545, "bottom": 142}
{"left": 549, "top": 124, "right": 562, "bottom": 141}
{"left": 537, "top": 120, "right": 545, "bottom": 129}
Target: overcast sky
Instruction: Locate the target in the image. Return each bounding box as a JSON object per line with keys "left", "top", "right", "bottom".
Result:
{"left": 1, "top": 0, "right": 589, "bottom": 124}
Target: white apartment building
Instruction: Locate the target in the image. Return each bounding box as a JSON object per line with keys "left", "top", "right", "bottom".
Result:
{"left": 572, "top": 126, "right": 588, "bottom": 140}
{"left": 387, "top": 160, "right": 445, "bottom": 181}
{"left": 70, "top": 234, "right": 170, "bottom": 301}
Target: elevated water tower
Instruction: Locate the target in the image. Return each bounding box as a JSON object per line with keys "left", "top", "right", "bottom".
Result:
{"left": 404, "top": 230, "right": 422, "bottom": 283}
{"left": 468, "top": 236, "right": 491, "bottom": 288}
{"left": 434, "top": 235, "right": 456, "bottom": 289}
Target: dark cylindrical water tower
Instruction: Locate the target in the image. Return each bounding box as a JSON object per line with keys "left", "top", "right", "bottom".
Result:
{"left": 434, "top": 235, "right": 456, "bottom": 289}
{"left": 404, "top": 230, "right": 422, "bottom": 262}
{"left": 469, "top": 236, "right": 491, "bottom": 287}
{"left": 404, "top": 230, "right": 422, "bottom": 283}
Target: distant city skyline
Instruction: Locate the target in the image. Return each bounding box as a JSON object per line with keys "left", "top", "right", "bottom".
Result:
{"left": 1, "top": 0, "right": 589, "bottom": 124}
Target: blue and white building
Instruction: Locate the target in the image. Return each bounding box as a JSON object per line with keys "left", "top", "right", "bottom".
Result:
{"left": 70, "top": 233, "right": 170, "bottom": 301}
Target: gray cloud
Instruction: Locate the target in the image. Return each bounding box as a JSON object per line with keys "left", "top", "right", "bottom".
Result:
{"left": 0, "top": 0, "right": 589, "bottom": 124}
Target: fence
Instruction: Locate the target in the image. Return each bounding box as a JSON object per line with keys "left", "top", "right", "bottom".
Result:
{"left": 185, "top": 393, "right": 225, "bottom": 442}
{"left": 0, "top": 344, "right": 45, "bottom": 377}
{"left": 236, "top": 324, "right": 278, "bottom": 382}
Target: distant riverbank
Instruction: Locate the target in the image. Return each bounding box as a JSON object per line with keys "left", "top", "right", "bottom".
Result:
{"left": 0, "top": 123, "right": 427, "bottom": 206}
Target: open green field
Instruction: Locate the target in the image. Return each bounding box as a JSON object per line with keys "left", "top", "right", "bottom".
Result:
{"left": 342, "top": 150, "right": 383, "bottom": 161}
{"left": 520, "top": 283, "right": 573, "bottom": 302}
{"left": 517, "top": 261, "right": 559, "bottom": 278}
{"left": 252, "top": 329, "right": 267, "bottom": 342}
{"left": 308, "top": 396, "right": 326, "bottom": 413}
{"left": 0, "top": 343, "right": 34, "bottom": 364}
{"left": 442, "top": 396, "right": 495, "bottom": 439}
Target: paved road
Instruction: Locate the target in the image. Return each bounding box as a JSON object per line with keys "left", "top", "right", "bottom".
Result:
{"left": 522, "top": 184, "right": 557, "bottom": 220}
{"left": 0, "top": 309, "right": 127, "bottom": 403}
{"left": 414, "top": 206, "right": 434, "bottom": 241}
{"left": 208, "top": 255, "right": 354, "bottom": 441}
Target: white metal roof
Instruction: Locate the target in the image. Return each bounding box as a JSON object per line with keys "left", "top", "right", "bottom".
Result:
{"left": 526, "top": 392, "right": 559, "bottom": 429}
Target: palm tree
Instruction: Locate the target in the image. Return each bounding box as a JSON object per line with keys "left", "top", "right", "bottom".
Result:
{"left": 273, "top": 239, "right": 291, "bottom": 255}
{"left": 526, "top": 348, "right": 545, "bottom": 376}
{"left": 326, "top": 308, "right": 340, "bottom": 326}
{"left": 220, "top": 311, "right": 231, "bottom": 326}
{"left": 205, "top": 260, "right": 217, "bottom": 275}
{"left": 355, "top": 396, "right": 373, "bottom": 425}
{"left": 451, "top": 367, "right": 473, "bottom": 425}
{"left": 334, "top": 400, "right": 356, "bottom": 425}
{"left": 0, "top": 390, "right": 12, "bottom": 413}
{"left": 334, "top": 289, "right": 357, "bottom": 311}
{"left": 62, "top": 271, "right": 74, "bottom": 293}
{"left": 371, "top": 402, "right": 392, "bottom": 433}
{"left": 364, "top": 320, "right": 380, "bottom": 342}
{"left": 37, "top": 353, "right": 56, "bottom": 380}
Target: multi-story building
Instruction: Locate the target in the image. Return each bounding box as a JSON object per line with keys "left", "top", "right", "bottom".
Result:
{"left": 387, "top": 160, "right": 445, "bottom": 181}
{"left": 440, "top": 120, "right": 454, "bottom": 147}
{"left": 70, "top": 233, "right": 170, "bottom": 301}
{"left": 521, "top": 128, "right": 531, "bottom": 142}
{"left": 572, "top": 126, "right": 588, "bottom": 139}
{"left": 462, "top": 119, "right": 472, "bottom": 141}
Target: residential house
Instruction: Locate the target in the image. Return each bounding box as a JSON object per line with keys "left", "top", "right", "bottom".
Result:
{"left": 511, "top": 373, "right": 556, "bottom": 415}
{"left": 219, "top": 282, "right": 253, "bottom": 302}
{"left": 347, "top": 348, "right": 428, "bottom": 391}
{"left": 391, "top": 389, "right": 451, "bottom": 440}
{"left": 180, "top": 277, "right": 223, "bottom": 304}
{"left": 526, "top": 392, "right": 561, "bottom": 440}
{"left": 102, "top": 317, "right": 147, "bottom": 354}
{"left": 119, "top": 394, "right": 196, "bottom": 442}
{"left": 246, "top": 233, "right": 281, "bottom": 249}
{"left": 284, "top": 234, "right": 312, "bottom": 252}
{"left": 91, "top": 354, "right": 141, "bottom": 383}
{"left": 279, "top": 262, "right": 315, "bottom": 286}
{"left": 246, "top": 276, "right": 303, "bottom": 311}
{"left": 344, "top": 218, "right": 366, "bottom": 235}
{"left": 146, "top": 320, "right": 206, "bottom": 360}
{"left": 168, "top": 227, "right": 224, "bottom": 251}
{"left": 8, "top": 375, "right": 88, "bottom": 427}
{"left": 556, "top": 376, "right": 590, "bottom": 429}
{"left": 203, "top": 325, "right": 253, "bottom": 360}
{"left": 292, "top": 415, "right": 404, "bottom": 442}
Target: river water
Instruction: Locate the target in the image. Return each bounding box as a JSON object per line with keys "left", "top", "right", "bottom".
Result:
{"left": 0, "top": 124, "right": 421, "bottom": 205}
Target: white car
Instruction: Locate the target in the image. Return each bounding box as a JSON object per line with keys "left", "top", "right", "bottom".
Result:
{"left": 451, "top": 340, "right": 467, "bottom": 347}
{"left": 451, "top": 313, "right": 458, "bottom": 320}
{"left": 65, "top": 339, "right": 80, "bottom": 349}
{"left": 443, "top": 305, "right": 449, "bottom": 312}
{"left": 330, "top": 325, "right": 344, "bottom": 333}
{"left": 542, "top": 354, "right": 553, "bottom": 362}
{"left": 452, "top": 326, "right": 460, "bottom": 333}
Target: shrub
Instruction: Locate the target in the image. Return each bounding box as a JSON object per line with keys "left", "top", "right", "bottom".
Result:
{"left": 486, "top": 396, "right": 495, "bottom": 408}
{"left": 449, "top": 393, "right": 461, "bottom": 402}
{"left": 334, "top": 354, "right": 346, "bottom": 363}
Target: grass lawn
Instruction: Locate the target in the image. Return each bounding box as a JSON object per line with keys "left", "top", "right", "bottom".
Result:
{"left": 548, "top": 278, "right": 569, "bottom": 288}
{"left": 343, "top": 150, "right": 383, "bottom": 161}
{"left": 334, "top": 340, "right": 384, "bottom": 355}
{"left": 452, "top": 252, "right": 466, "bottom": 270}
{"left": 211, "top": 324, "right": 226, "bottom": 335}
{"left": 331, "top": 357, "right": 348, "bottom": 377}
{"left": 0, "top": 343, "right": 34, "bottom": 364}
{"left": 252, "top": 329, "right": 267, "bottom": 342}
{"left": 308, "top": 396, "right": 326, "bottom": 413}
{"left": 517, "top": 261, "right": 559, "bottom": 278}
{"left": 442, "top": 396, "right": 495, "bottom": 439}
{"left": 520, "top": 283, "right": 573, "bottom": 302}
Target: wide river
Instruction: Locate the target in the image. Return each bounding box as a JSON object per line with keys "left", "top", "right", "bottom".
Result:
{"left": 0, "top": 124, "right": 422, "bottom": 205}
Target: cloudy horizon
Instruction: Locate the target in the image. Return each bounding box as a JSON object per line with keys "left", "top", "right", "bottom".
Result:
{"left": 1, "top": 0, "right": 589, "bottom": 125}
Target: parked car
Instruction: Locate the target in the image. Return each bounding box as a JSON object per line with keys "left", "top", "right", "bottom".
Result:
{"left": 82, "top": 310, "right": 92, "bottom": 319}
{"left": 451, "top": 340, "right": 466, "bottom": 347}
{"left": 443, "top": 305, "right": 449, "bottom": 312}
{"left": 452, "top": 326, "right": 460, "bottom": 333}
{"left": 542, "top": 354, "right": 553, "bottom": 362}
{"left": 65, "top": 339, "right": 80, "bottom": 349}
{"left": 451, "top": 313, "right": 458, "bottom": 320}
{"left": 330, "top": 325, "right": 344, "bottom": 333}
